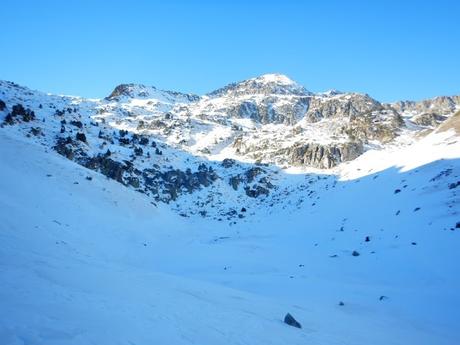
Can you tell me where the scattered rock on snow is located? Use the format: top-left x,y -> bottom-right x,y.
284,313 -> 302,329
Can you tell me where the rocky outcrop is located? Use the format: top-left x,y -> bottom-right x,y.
391,95 -> 460,115
305,93 -> 383,122
279,141 -> 364,169
158,164 -> 219,200
223,96 -> 310,125
82,153 -> 219,202
343,109 -> 404,143
84,154 -> 128,184
412,113 -> 447,127
228,166 -> 273,197
3,104 -> 35,124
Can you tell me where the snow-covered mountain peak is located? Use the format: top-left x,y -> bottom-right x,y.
207,73 -> 311,98
251,73 -> 298,86
106,83 -> 200,103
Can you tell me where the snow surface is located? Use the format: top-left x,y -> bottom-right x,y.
1,125 -> 460,344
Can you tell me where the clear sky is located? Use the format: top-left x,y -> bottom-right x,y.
1,0 -> 459,102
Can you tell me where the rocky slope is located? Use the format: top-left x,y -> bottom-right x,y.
0,75 -> 459,219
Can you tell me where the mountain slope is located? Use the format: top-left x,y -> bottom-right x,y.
0,76 -> 458,219
1,116 -> 459,344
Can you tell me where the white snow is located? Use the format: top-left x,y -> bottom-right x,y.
1,78 -> 460,344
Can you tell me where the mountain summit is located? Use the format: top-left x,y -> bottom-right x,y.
208,73 -> 311,97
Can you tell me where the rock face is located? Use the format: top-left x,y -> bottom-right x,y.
280,141 -> 364,169
304,93 -> 383,122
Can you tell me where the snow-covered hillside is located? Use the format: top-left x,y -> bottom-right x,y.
0,77 -> 460,344
0,76 -> 459,218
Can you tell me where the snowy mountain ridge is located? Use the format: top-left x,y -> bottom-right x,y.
0,75 -> 459,220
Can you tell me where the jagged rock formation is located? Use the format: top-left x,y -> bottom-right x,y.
281,141 -> 364,169
391,95 -> 460,115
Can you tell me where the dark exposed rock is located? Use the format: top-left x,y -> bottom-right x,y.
284,313 -> 302,329
245,185 -> 269,198
139,136 -> 149,145
119,137 -> 130,145
70,120 -> 83,128
222,158 -> 236,168
352,250 -> 360,257
29,127 -> 42,136
448,181 -> 460,189
134,147 -> 143,156
54,136 -> 76,160
76,132 -> 87,143
245,167 -> 264,182
83,155 -> 128,183
157,165 -> 219,200
4,104 -> 35,124
127,176 -> 140,188
229,176 -> 241,190
0,100 -> 6,111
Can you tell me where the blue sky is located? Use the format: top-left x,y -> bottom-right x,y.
1,0 -> 459,101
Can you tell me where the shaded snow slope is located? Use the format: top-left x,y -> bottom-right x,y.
1,125 -> 459,344
0,132 -> 311,345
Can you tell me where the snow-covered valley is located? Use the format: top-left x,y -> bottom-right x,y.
0,76 -> 459,344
